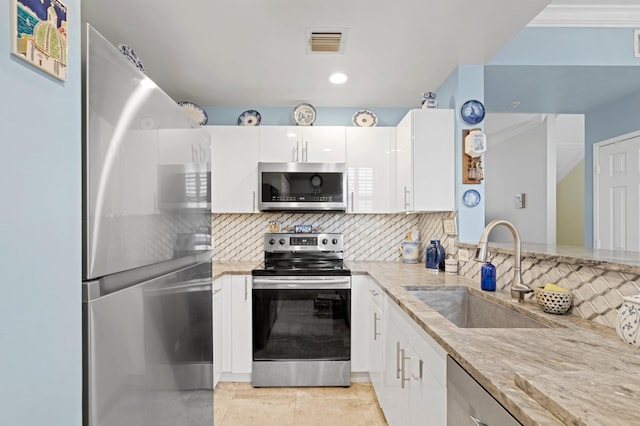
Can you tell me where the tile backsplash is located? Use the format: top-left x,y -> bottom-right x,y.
212,212 -> 456,262
457,250 -> 640,329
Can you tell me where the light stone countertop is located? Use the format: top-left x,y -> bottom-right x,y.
212,260 -> 640,425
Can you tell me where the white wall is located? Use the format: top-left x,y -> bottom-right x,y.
0,1 -> 82,424
484,117 -> 549,243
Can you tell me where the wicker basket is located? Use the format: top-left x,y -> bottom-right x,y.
533,287 -> 572,314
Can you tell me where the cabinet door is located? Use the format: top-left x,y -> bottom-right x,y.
230,275 -> 252,374
395,113 -> 413,211
407,340 -> 446,426
368,286 -> 384,401
351,275 -> 370,372
302,126 -> 346,162
158,128 -> 209,164
213,278 -> 223,387
208,126 -> 259,213
259,126 -> 301,162
346,127 -> 393,213
412,109 -> 454,211
382,301 -> 410,425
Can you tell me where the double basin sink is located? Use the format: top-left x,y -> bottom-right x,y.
403,286 -> 550,329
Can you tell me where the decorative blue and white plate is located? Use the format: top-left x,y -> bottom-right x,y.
462,189 -> 481,207
238,110 -> 262,126
352,110 -> 377,127
118,44 -> 145,73
293,103 -> 317,126
460,100 -> 485,125
178,101 -> 208,126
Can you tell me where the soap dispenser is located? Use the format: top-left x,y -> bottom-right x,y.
480,254 -> 496,291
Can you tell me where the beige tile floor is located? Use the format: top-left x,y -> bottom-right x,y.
214,382 -> 388,426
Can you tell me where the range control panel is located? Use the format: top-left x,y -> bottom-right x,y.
264,233 -> 343,252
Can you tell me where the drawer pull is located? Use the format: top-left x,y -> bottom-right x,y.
470,416 -> 489,426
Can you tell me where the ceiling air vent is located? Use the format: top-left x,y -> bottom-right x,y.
306,29 -> 347,54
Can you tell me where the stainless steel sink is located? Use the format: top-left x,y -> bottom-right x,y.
403,286 -> 549,328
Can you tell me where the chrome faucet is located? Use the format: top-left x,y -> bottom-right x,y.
474,219 -> 532,302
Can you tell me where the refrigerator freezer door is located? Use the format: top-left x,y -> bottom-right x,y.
83,259 -> 213,426
83,25 -> 211,280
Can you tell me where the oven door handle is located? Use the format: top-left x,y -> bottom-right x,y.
252,278 -> 351,290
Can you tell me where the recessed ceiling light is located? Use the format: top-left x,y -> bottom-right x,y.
329,73 -> 348,84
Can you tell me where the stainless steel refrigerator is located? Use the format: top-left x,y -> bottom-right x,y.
82,25 -> 213,426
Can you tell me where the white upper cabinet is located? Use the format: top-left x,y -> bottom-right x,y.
346,127 -> 395,213
259,126 -> 346,163
395,109 -> 454,212
208,126 -> 259,213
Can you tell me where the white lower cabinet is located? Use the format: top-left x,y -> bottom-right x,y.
382,297 -> 447,426
367,280 -> 385,402
351,275 -> 370,372
230,275 -> 252,375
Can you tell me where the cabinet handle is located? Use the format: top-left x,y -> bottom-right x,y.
369,289 -> 379,297
252,191 -> 256,212
192,144 -> 198,162
373,312 -> 381,341
396,342 -> 402,380
469,416 -> 489,426
244,277 -> 248,301
304,141 -> 308,162
350,191 -> 354,212
213,288 -> 222,295
400,349 -> 410,389
295,141 -> 299,162
413,359 -> 424,381
404,186 -> 411,210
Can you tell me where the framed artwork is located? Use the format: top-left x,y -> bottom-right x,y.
11,0 -> 68,81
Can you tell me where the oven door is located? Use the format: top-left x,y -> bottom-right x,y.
251,276 -> 351,386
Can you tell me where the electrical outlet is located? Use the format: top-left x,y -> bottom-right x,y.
458,248 -> 469,262
515,193 -> 526,209
442,218 -> 457,235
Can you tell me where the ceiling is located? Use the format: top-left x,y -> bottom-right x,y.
82,0 -> 552,108
81,1 -> 640,113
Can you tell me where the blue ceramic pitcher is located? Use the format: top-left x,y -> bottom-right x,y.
425,239 -> 445,271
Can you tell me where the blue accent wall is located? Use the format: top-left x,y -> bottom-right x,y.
437,65 -> 486,243
0,1 -> 82,424
203,106 -> 412,127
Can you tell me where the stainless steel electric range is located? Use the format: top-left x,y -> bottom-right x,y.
251,233 -> 351,387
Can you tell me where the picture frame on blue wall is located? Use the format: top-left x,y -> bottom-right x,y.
11,0 -> 68,81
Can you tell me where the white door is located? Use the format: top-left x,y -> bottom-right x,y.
595,134 -> 640,251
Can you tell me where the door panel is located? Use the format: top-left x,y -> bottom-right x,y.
596,135 -> 640,251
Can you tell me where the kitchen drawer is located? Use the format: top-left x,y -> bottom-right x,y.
368,280 -> 384,310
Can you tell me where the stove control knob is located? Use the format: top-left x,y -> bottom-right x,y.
279,238 -> 286,245
332,238 -> 338,245
268,238 -> 276,245
322,238 -> 328,245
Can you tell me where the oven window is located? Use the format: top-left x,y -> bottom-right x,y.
261,172 -> 343,202
253,288 -> 351,361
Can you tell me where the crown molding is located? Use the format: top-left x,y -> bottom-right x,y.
528,5 -> 640,28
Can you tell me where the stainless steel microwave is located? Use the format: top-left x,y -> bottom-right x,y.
258,162 -> 347,211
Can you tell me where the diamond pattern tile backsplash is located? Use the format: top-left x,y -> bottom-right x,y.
458,251 -> 640,329
212,212 -> 455,262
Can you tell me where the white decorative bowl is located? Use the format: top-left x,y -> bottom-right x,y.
616,294 -> 640,347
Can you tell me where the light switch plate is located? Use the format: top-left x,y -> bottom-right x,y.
443,218 -> 457,235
